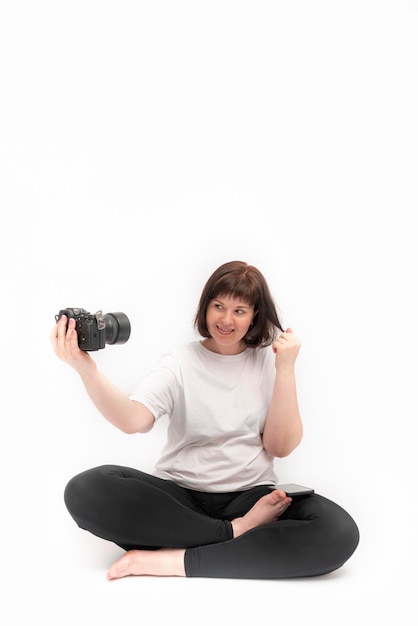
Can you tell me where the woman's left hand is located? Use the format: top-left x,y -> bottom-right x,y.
272,328 -> 301,371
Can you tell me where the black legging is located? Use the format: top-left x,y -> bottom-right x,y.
64,464 -> 359,579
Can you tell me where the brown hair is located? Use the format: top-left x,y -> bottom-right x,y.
194,261 -> 284,348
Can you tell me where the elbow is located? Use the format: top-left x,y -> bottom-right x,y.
275,444 -> 298,458
136,421 -> 155,434
119,402 -> 155,435
118,423 -> 140,435
119,421 -> 154,435
264,430 -> 303,458
265,444 -> 295,458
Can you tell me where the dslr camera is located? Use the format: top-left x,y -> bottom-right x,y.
55,308 -> 131,351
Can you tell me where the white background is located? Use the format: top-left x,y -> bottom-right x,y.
1,1 -> 417,624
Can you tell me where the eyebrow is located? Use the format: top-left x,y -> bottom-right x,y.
213,298 -> 251,309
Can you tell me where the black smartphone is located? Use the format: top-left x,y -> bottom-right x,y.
276,483 -> 314,496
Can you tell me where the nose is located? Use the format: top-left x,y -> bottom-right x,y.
220,310 -> 233,325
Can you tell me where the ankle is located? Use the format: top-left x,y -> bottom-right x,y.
231,517 -> 245,539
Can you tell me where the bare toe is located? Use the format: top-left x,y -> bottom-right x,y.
232,490 -> 292,538
107,550 -> 140,579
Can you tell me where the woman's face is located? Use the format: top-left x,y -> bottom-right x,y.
204,294 -> 254,354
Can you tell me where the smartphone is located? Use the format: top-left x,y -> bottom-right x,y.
276,483 -> 314,496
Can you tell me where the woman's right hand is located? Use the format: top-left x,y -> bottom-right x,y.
50,315 -> 96,377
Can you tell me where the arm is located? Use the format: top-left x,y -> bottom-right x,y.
50,315 -> 155,434
262,328 -> 303,457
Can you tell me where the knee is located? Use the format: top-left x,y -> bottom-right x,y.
63,473 -> 88,519
63,466 -> 105,520
321,500 -> 360,572
338,509 -> 360,561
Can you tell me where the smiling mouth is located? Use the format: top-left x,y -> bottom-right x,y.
217,326 -> 233,335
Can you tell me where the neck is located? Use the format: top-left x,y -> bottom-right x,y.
201,338 -> 247,355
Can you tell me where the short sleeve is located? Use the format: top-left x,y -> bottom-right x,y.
128,353 -> 181,421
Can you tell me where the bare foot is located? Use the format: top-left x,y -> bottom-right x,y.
106,548 -> 186,580
231,489 -> 292,538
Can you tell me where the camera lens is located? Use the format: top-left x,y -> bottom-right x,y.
103,312 -> 131,345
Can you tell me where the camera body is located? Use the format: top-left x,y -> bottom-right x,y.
55,308 -> 131,351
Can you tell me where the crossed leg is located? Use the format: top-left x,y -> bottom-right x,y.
106,489 -> 291,579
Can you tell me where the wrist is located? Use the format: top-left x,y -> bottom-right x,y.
275,365 -> 296,376
75,355 -> 97,380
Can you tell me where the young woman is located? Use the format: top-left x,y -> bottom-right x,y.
50,260 -> 359,580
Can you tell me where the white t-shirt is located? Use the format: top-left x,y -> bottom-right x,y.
129,341 -> 279,492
